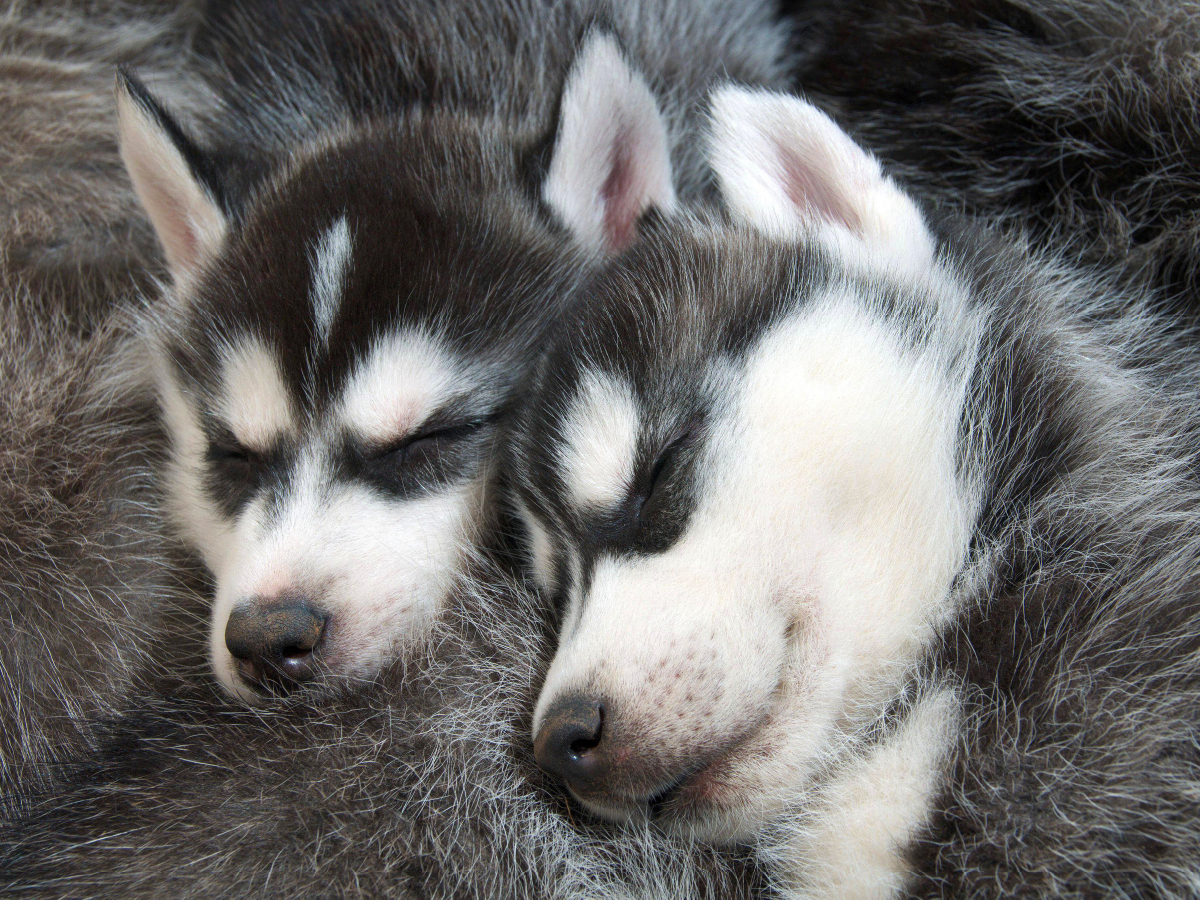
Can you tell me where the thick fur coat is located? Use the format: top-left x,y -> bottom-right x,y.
0,0 -> 212,801
786,0 -> 1200,312
1,0 -> 1200,898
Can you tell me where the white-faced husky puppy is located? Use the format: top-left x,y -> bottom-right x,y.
515,87 -> 1200,895
116,0 -> 789,699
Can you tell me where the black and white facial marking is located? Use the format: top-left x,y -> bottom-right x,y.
519,88 -> 982,850
115,33 -> 680,700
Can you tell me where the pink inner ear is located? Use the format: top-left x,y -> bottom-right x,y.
145,177 -> 203,275
600,124 -> 641,253
777,140 -> 863,236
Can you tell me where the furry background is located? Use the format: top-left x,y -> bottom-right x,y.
1,1 -> 1199,897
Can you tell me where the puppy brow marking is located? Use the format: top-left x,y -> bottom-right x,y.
339,330 -> 468,444
310,216 -> 352,347
558,371 -> 640,511
218,337 -> 296,450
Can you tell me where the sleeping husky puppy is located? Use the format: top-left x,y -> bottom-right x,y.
516,87 -> 1200,895
118,0 -> 789,699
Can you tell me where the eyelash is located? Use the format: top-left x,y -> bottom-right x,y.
373,419 -> 486,462
641,423 -> 700,507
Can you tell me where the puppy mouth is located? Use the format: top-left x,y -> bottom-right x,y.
646,775 -> 689,817
643,740 -> 747,821
565,713 -> 773,826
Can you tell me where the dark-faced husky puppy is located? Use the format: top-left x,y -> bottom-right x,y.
516,87 -> 1200,895
118,0 -> 790,699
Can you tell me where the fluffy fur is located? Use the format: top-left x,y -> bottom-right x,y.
0,0 -> 211,803
0,556 -> 776,899
783,0 -> 1200,314
512,90 -> 1200,896
0,0 -> 207,325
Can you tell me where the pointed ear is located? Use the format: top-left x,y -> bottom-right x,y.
116,70 -> 227,286
708,86 -> 934,266
542,31 -> 676,255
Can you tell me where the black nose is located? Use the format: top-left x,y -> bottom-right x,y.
225,600 -> 327,693
533,695 -> 607,787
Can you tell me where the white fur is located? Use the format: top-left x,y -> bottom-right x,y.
768,689 -> 960,900
557,371 -> 641,511
116,81 -> 226,285
514,496 -> 556,595
217,336 -> 296,451
154,353 -> 236,575
339,329 -> 469,445
543,31 -> 677,254
708,86 -> 934,270
310,216 -> 352,346
536,284 -> 980,841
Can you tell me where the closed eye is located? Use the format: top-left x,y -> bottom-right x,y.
208,439 -> 255,466
640,418 -> 703,511
371,418 -> 487,465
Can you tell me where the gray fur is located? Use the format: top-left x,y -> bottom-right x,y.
0,557 -> 773,899
187,0 -> 791,206
784,0 -> 1200,313
0,0 -> 211,802
0,0 -> 207,326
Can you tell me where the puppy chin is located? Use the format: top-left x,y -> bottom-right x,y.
570,790 -> 649,826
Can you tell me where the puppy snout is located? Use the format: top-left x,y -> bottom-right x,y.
225,599 -> 327,693
533,695 -> 607,787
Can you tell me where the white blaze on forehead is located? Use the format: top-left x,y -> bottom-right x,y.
310,216 -> 352,346
218,336 -> 296,450
558,371 -> 640,511
340,330 -> 468,443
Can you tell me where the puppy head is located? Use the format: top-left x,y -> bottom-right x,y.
516,89 -> 976,840
115,34 -> 678,699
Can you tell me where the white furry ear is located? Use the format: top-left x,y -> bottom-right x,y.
708,86 -> 933,266
116,71 -> 227,286
543,31 -> 676,255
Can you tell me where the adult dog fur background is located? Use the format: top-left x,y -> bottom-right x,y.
786,0 -> 1200,314
1,0 -> 1200,897
0,0 -> 214,800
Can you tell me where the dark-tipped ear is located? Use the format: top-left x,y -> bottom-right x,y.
116,69 -> 227,286
708,86 -> 934,267
542,30 -> 676,255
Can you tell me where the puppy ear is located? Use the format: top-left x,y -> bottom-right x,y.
708,86 -> 933,265
116,69 -> 227,286
542,30 -> 676,255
